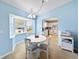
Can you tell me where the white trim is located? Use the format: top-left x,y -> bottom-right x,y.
0,50 -> 13,59
10,14 -> 30,21
9,14 -> 28,52
44,18 -> 58,21
9,14 -> 15,39
9,14 -> 31,39
9,14 -> 32,56
12,37 -> 15,52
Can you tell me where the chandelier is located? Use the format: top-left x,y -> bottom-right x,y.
27,0 -> 48,18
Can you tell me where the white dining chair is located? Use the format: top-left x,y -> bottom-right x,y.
25,38 -> 38,59
39,37 -> 50,59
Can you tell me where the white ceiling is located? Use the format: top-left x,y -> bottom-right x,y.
1,0 -> 71,15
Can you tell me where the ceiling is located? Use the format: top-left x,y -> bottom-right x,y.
1,0 -> 71,15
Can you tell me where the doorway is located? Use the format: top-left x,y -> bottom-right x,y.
42,18 -> 58,45
9,14 -> 32,51
42,18 -> 58,36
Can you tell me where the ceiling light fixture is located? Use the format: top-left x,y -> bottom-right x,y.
27,0 -> 48,19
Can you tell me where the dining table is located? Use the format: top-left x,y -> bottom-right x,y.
27,35 -> 47,59
27,35 -> 46,43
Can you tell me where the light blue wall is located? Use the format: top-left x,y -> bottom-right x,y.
37,0 -> 78,49
0,1 -> 30,57
0,0 -> 78,57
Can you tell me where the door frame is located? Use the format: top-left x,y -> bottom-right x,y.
9,14 -> 31,52
42,18 -> 58,36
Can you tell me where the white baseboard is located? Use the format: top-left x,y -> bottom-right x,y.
0,50 -> 13,59
12,39 -> 25,52
0,40 -> 24,59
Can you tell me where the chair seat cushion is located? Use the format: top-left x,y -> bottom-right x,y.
39,44 -> 48,50
27,44 -> 38,51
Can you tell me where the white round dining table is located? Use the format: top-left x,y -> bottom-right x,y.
27,35 -> 46,43
27,35 -> 47,59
